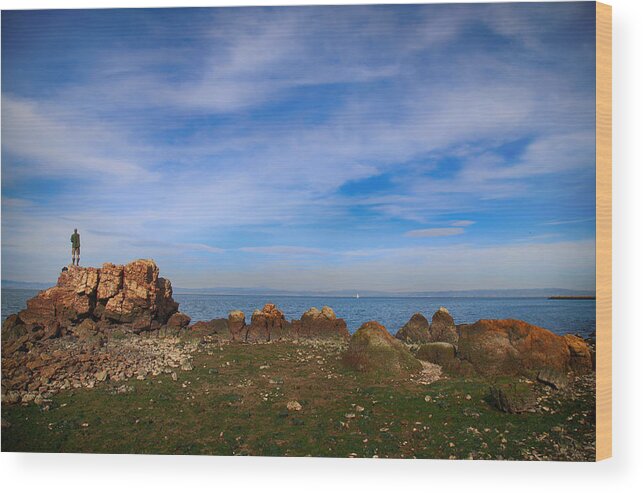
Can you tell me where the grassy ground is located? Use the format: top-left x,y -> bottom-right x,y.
1,340 -> 595,460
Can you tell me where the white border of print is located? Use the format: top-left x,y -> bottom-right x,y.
1,0 -> 641,492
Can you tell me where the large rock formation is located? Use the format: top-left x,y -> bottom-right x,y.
291,306 -> 350,341
395,313 -> 431,344
457,319 -> 593,376
429,307 -> 458,344
342,321 -> 422,375
2,260 -> 186,343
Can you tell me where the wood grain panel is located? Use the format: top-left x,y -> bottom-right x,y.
595,1 -> 612,462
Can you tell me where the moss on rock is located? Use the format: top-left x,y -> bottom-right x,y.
416,342 -> 457,367
343,321 -> 422,376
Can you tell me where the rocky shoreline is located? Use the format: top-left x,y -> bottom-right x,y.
2,259 -> 595,418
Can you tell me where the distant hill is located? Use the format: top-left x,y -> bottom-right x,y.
172,286 -> 596,298
2,280 -> 52,290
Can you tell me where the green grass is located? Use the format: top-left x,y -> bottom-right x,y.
1,341 -> 595,460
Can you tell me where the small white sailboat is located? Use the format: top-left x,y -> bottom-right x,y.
355,292 -> 360,299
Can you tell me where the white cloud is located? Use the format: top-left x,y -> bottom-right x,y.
1,95 -> 156,183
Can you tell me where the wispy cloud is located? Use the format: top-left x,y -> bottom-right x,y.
404,228 -> 465,238
544,218 -> 595,226
239,246 -> 327,256
450,220 -> 475,227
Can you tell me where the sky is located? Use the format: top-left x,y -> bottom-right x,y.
1,3 -> 597,292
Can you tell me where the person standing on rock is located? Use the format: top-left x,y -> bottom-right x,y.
70,229 -> 81,266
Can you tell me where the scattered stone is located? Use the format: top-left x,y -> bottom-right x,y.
415,361 -> 442,385
286,400 -> 302,411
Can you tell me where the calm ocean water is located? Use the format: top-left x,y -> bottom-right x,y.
1,288 -> 596,337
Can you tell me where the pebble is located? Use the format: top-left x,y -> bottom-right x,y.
286,400 -> 302,411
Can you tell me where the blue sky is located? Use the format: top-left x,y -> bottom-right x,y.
1,3 -> 596,291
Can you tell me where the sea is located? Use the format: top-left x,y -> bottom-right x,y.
1,288 -> 596,338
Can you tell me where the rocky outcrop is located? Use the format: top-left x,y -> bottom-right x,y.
246,304 -> 291,342
342,321 -> 422,375
188,305 -> 349,343
291,306 -> 350,341
457,319 -> 593,377
395,313 -> 431,344
429,307 -> 458,344
2,260 -> 187,345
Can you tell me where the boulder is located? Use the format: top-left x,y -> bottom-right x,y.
342,321 -> 422,376
70,318 -> 98,340
563,334 -> 593,373
429,307 -> 458,344
228,310 -> 247,342
246,304 -> 290,342
457,319 -> 593,377
292,306 -> 350,341
188,319 -> 230,341
19,285 -> 93,327
166,312 -> 191,331
416,342 -> 457,367
395,313 -> 431,343
537,368 -> 569,390
1,314 -> 27,341
489,382 -> 537,413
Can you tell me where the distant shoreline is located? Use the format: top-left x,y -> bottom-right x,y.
1,285 -> 598,300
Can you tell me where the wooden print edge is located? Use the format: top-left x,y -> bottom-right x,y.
595,1 -> 612,462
